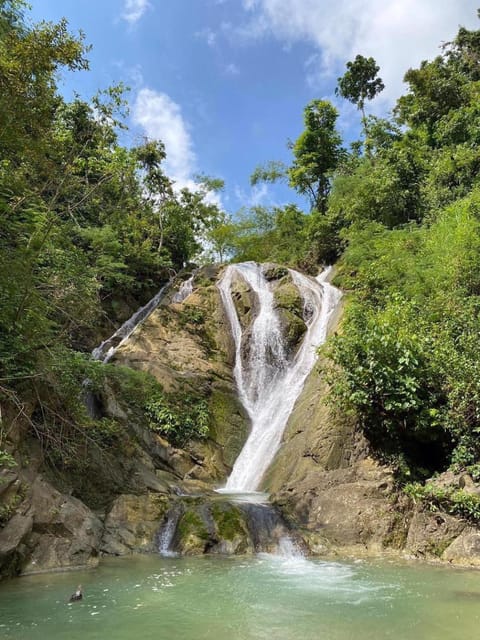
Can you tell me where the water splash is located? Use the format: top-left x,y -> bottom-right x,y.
218,262 -> 341,492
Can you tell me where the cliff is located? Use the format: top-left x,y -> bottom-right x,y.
0,266 -> 250,577
2,263 -> 480,580
265,295 -> 480,567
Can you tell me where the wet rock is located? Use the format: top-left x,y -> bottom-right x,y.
405,510 -> 466,558
265,344 -> 402,554
0,514 -> 33,573
262,263 -> 289,281
101,493 -> 170,555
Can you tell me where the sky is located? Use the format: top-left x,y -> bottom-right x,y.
30,0 -> 479,212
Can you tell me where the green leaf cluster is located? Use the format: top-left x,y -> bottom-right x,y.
145,394 -> 210,447
404,482 -> 480,524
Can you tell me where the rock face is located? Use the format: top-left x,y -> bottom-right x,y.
264,362 -> 404,556
112,266 -> 249,482
0,473 -> 103,576
0,266 -> 252,579
101,493 -> 170,555
158,495 -> 299,556
265,325 -> 480,565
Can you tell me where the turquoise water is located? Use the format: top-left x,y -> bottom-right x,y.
0,553 -> 479,639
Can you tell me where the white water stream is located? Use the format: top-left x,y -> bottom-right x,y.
91,274 -> 194,364
91,283 -> 171,364
172,274 -> 195,303
218,262 -> 341,492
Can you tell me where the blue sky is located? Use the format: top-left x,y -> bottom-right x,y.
30,0 -> 479,212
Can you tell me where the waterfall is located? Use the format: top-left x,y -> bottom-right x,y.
84,279 -> 172,418
172,274 -> 195,304
218,262 -> 341,493
91,282 -> 170,364
158,506 -> 183,557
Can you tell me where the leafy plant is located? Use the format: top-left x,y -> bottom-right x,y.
404,482 -> 480,523
145,393 -> 210,447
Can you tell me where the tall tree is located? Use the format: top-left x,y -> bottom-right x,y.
251,100 -> 344,213
288,100 -> 344,213
336,55 -> 384,145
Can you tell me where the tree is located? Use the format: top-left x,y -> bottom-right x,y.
336,55 -> 384,144
288,100 -> 344,213
251,100 -> 344,213
204,212 -> 237,263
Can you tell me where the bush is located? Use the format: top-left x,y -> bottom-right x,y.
145,393 -> 210,447
404,482 -> 480,523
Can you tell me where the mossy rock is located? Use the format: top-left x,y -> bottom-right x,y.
211,503 -> 246,541
231,276 -> 257,330
210,502 -> 252,554
278,309 -> 307,355
208,385 -> 249,468
273,279 -> 304,318
176,508 -> 211,554
262,264 -> 289,281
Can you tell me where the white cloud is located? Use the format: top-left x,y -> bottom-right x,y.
237,0 -> 479,104
196,27 -> 217,47
132,88 -> 224,208
224,62 -> 240,76
113,61 -> 144,89
234,183 -> 271,207
122,0 -> 150,25
132,88 -> 196,183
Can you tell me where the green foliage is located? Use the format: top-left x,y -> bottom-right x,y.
336,55 -> 385,113
404,482 -> 480,524
0,3 -> 230,474
145,394 -> 210,447
327,189 -> 480,476
0,449 -> 16,469
225,204 -> 309,268
178,305 -> 206,326
336,54 -> 384,147
288,100 -> 344,213
251,100 -> 344,214
325,299 -> 446,462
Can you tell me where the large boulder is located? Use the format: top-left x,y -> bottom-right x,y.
21,476 -> 103,574
442,528 -> 480,566
101,493 -> 170,555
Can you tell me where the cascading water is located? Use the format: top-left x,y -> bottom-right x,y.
218,262 -> 341,493
91,281 -> 171,364
85,277 -> 175,418
158,505 -> 183,557
172,274 -> 195,303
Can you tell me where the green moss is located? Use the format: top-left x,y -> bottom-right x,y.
426,538 -> 452,557
382,512 -> 409,549
208,387 -> 249,467
263,265 -> 289,280
177,509 -> 210,542
274,280 -> 303,316
281,310 -> 306,345
211,504 -> 244,541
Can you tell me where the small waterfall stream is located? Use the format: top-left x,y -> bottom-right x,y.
218,262 -> 342,493
92,282 -> 171,364
172,274 -> 195,303
158,505 -> 183,557
85,273 -> 194,418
